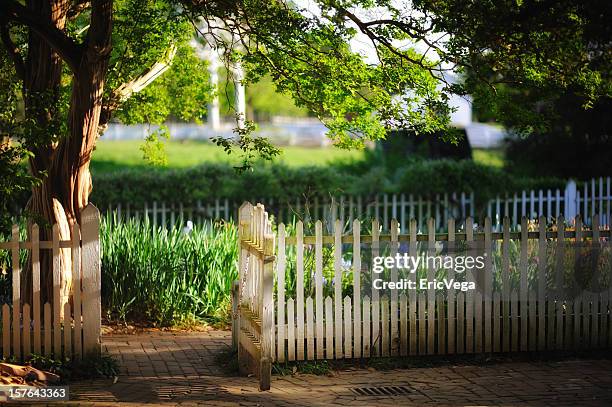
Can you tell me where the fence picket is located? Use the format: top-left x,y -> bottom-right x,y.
325,296 -> 333,359
601,292 -> 609,348
591,293 -> 598,349
538,217 -> 547,350
447,218 -> 456,354
32,224 -> 41,355
352,219 -> 361,358
555,217 -> 566,350
466,290 -> 474,353
548,297 -> 556,350
371,219 -> 380,356
23,304 -> 31,357
475,291 -> 483,353
400,293 -> 408,356
418,292 -> 426,355
519,217 -> 528,351
52,224 -> 61,357
11,225 -> 21,359
81,204 -> 101,356
390,219 -> 399,355
484,217 -> 492,353
334,219 -> 343,359
574,295 -> 581,349
64,302 -> 72,358
315,221 -> 324,359
381,297 -> 390,356
493,292 -> 500,352
44,303 -> 51,356
306,297 -> 314,359
437,293 -> 445,354
363,296 -> 371,357
287,298 -> 295,361
457,292 -> 465,354
427,218 -> 435,355
529,291 -> 537,351
502,217 -> 510,352
72,223 -> 82,359
296,221 -> 305,360
511,291 -> 519,352
277,224 -> 286,362
582,294 -> 590,349
2,304 -> 9,359
344,296 -> 352,358
409,218 -> 417,356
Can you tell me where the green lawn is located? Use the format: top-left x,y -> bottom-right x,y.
91,139 -> 505,174
473,148 -> 505,168
91,140 -> 366,174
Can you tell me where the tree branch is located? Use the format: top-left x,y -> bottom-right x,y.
67,0 -> 91,20
98,45 -> 178,130
1,0 -> 82,72
0,20 -> 25,80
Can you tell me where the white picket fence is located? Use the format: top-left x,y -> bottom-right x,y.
103,193 -> 476,233
233,202 -> 612,389
0,204 -> 101,360
486,178 -> 612,229
104,177 -> 611,232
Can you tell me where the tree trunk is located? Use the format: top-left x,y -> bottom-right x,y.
22,0 -> 69,307
21,0 -> 113,311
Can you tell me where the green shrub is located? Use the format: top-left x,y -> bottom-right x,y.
27,352 -> 119,381
91,160 -> 566,210
101,216 -> 238,325
393,160 -> 565,205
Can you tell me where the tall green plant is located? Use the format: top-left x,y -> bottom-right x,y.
101,216 -> 238,325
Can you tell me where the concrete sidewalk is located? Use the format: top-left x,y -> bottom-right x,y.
64,330 -> 612,406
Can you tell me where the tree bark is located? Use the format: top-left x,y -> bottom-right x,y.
19,0 -> 113,310
22,0 -> 70,307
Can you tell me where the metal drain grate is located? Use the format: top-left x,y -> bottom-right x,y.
350,385 -> 412,396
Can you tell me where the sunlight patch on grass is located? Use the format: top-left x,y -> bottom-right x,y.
472,148 -> 505,168
92,140 -> 366,173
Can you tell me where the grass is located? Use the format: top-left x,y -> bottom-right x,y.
91,140 -> 367,174
92,140 -> 506,174
473,148 -> 505,168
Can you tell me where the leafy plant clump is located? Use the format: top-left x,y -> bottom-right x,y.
101,216 -> 238,326
25,352 -> 119,382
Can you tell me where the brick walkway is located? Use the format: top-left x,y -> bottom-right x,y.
62,330 -> 612,406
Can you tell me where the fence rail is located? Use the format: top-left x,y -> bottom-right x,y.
104,177 -> 611,232
0,204 -> 101,360
233,202 -> 612,389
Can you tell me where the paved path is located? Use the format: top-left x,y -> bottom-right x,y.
63,330 -> 612,406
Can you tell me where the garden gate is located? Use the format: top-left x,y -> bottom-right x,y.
234,202 -> 275,390
0,204 -> 101,360
234,202 -> 612,391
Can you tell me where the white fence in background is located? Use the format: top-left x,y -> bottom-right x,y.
102,177 -> 611,231
486,178 -> 611,229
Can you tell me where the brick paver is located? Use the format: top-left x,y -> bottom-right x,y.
61,330 -> 612,406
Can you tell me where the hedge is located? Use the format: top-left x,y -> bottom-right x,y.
90,160 -> 565,209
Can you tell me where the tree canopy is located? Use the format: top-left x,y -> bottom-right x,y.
1,0 -> 610,209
